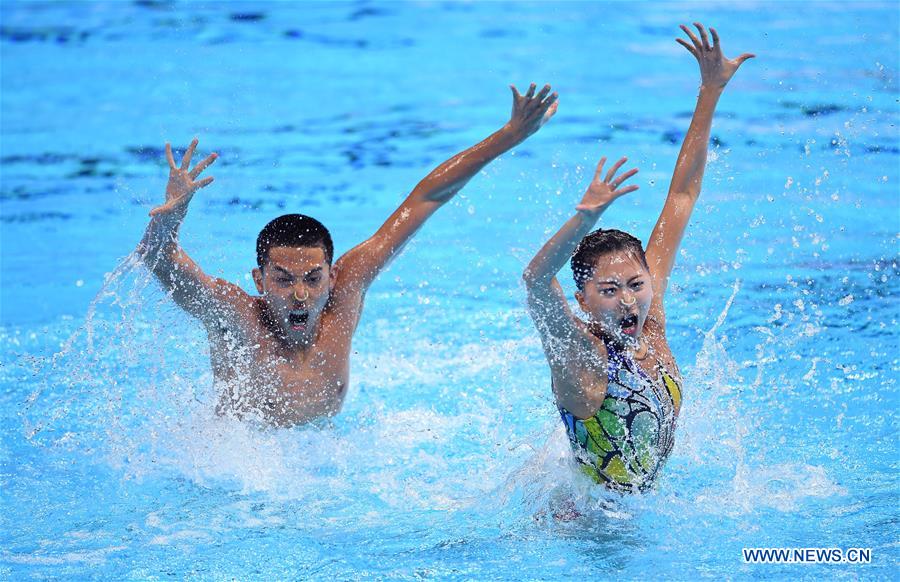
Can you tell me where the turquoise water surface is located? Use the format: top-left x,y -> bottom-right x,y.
1,1 -> 898,579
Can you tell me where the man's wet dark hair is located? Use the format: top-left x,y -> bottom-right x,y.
571,229 -> 649,291
256,214 -> 334,268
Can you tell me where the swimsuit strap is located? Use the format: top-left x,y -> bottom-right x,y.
640,346 -> 683,413
604,335 -> 682,402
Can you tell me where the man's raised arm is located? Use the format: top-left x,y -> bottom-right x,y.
332,84 -> 559,299
138,138 -> 246,323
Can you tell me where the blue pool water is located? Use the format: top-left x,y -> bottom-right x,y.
2,1 -> 898,579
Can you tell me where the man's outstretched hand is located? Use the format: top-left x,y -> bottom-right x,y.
507,83 -> 558,141
150,138 -> 217,217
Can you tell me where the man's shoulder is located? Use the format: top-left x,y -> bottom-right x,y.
207,277 -> 253,302
202,288 -> 263,333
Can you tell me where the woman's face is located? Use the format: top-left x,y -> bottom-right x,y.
575,251 -> 654,345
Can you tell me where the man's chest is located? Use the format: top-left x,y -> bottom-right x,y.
210,325 -> 350,388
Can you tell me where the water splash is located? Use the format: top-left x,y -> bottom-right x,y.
21,250 -> 213,462
673,279 -> 845,516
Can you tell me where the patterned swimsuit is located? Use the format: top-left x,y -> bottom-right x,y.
559,339 -> 682,492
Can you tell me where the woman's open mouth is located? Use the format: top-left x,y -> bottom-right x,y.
620,313 -> 638,335
288,310 -> 309,331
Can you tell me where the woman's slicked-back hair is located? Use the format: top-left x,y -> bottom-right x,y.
256,214 -> 334,268
570,229 -> 648,291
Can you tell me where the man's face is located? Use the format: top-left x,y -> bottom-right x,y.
252,246 -> 333,344
576,251 -> 654,346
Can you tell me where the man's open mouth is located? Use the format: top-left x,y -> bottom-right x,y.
288,310 -> 309,331
620,313 -> 638,335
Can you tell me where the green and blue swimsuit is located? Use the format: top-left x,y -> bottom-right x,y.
559,338 -> 682,492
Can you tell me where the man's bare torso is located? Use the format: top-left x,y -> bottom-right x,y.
209,297 -> 354,427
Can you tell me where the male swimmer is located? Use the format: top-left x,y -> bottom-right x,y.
140,85 -> 558,427
523,24 -> 753,492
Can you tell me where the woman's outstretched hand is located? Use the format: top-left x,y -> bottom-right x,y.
575,156 -> 639,216
677,22 -> 755,90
